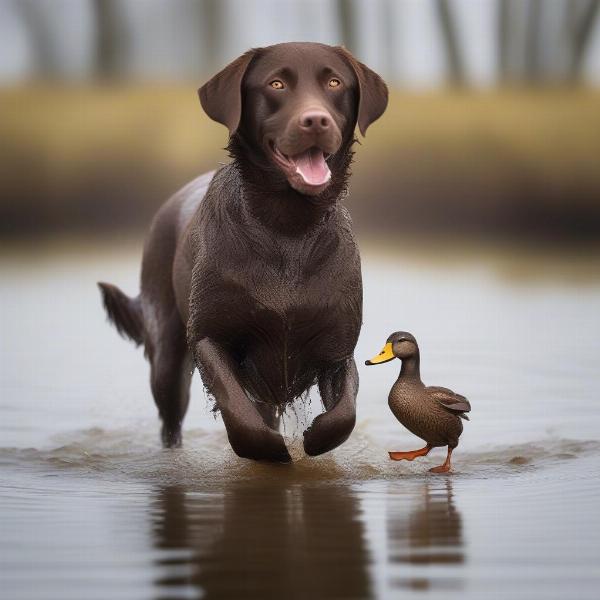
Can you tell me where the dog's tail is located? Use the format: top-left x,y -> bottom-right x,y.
97,282 -> 144,346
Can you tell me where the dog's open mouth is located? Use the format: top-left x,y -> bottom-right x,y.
269,142 -> 332,192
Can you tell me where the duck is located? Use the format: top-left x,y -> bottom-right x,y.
365,331 -> 471,473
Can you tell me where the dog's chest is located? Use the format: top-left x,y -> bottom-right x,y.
209,256 -> 355,329
187,211 -> 362,403
193,236 -> 360,359
241,256 -> 321,313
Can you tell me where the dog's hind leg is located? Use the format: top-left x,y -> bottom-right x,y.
138,193 -> 196,448
146,308 -> 193,448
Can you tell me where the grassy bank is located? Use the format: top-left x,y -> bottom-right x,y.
1,86 -> 599,240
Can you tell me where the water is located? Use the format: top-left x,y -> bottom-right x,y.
1,240 -> 600,600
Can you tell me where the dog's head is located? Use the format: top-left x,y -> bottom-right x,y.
199,42 -> 388,196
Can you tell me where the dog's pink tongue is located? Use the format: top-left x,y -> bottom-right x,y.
293,147 -> 331,186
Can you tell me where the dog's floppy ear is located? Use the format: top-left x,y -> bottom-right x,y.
198,49 -> 258,135
336,47 -> 388,136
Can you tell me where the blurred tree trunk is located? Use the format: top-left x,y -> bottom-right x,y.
525,0 -> 543,82
497,0 -> 514,83
92,0 -> 122,79
569,0 -> 600,80
202,0 -> 223,71
381,0 -> 396,80
337,0 -> 356,54
434,0 -> 465,86
16,0 -> 61,78
497,0 -> 509,81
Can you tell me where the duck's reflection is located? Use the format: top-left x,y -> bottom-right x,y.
150,480 -> 372,600
387,480 -> 465,592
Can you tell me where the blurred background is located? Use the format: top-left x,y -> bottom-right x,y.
1,0 -> 600,242
2,3 -> 600,599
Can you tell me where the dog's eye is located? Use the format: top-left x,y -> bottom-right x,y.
328,78 -> 341,88
269,80 -> 285,90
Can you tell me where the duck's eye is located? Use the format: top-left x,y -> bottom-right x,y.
328,78 -> 341,88
270,80 -> 285,90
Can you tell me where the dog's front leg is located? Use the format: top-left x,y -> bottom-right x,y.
195,338 -> 291,462
304,358 -> 358,456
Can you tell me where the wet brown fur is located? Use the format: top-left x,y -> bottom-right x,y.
98,43 -> 388,460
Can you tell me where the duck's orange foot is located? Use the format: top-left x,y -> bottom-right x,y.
429,463 -> 451,474
389,445 -> 431,461
428,447 -> 453,474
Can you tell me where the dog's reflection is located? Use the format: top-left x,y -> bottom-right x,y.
387,480 -> 465,591
150,480 -> 372,600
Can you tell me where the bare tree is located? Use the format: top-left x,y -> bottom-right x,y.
498,0 -> 600,85
15,0 -> 61,78
524,0 -> 543,82
569,0 -> 600,79
336,0 -> 356,53
434,0 -> 465,86
497,0 -> 513,82
202,0 -> 223,72
381,0 -> 396,79
92,0 -> 124,79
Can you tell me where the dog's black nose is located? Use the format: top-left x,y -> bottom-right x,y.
299,110 -> 331,133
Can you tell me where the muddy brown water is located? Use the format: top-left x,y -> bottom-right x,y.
1,240 -> 599,600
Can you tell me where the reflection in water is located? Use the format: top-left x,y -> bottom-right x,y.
150,481 -> 372,600
388,481 -> 464,592
3,248 -> 600,600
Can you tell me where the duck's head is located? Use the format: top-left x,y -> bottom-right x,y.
365,331 -> 419,365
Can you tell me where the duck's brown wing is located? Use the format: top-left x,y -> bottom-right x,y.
428,386 -> 471,419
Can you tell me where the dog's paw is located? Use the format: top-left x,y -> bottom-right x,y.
303,409 -> 356,456
227,424 -> 291,463
161,424 -> 182,449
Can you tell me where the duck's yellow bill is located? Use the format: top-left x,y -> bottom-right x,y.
365,342 -> 395,365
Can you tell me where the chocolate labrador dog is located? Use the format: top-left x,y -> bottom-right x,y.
99,42 -> 387,461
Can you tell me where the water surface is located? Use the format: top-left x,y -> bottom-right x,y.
1,241 -> 599,599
